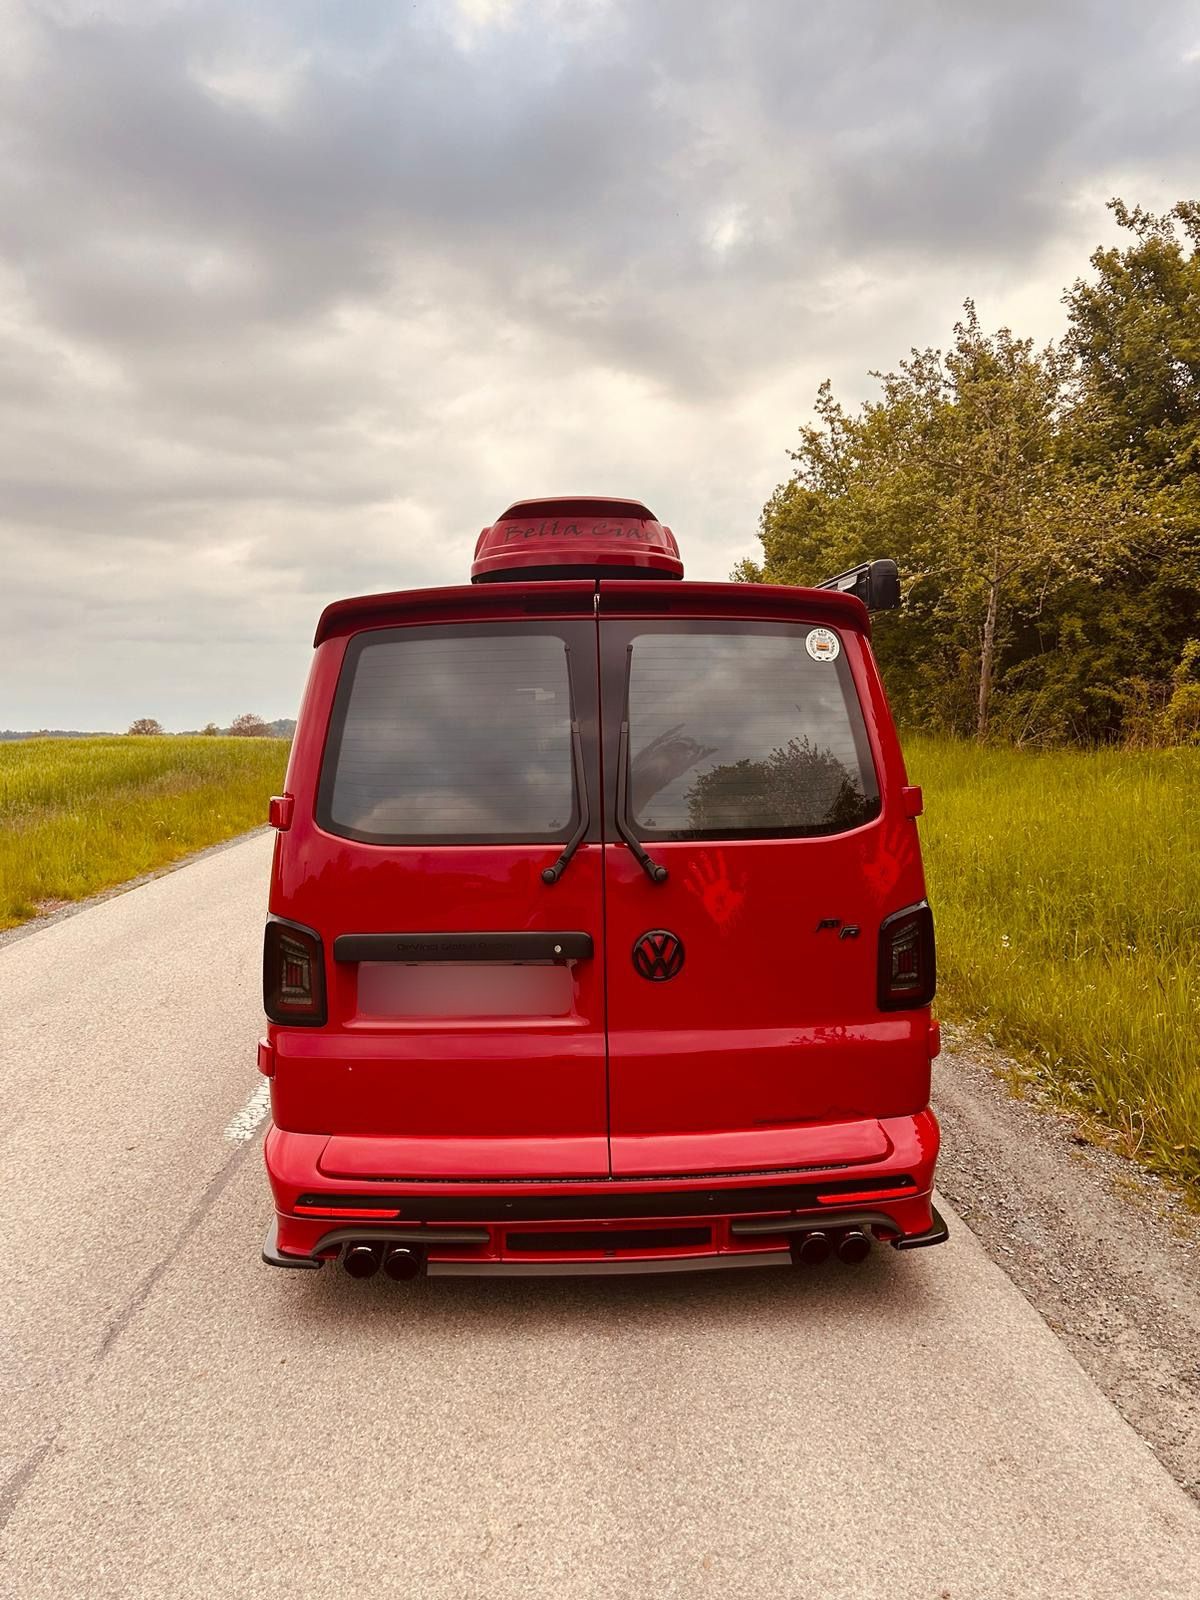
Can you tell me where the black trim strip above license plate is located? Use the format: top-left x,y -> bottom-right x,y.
333,931 -> 593,963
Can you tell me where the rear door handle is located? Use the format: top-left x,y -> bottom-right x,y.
333,932 -> 593,963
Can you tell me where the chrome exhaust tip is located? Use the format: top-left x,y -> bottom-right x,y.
835,1228 -> 871,1265
382,1244 -> 422,1282
791,1230 -> 831,1266
343,1243 -> 382,1279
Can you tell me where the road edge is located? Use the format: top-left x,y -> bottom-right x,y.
0,826 -> 271,950
935,1027 -> 1200,1502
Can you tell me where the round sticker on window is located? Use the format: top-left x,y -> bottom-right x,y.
805,627 -> 840,662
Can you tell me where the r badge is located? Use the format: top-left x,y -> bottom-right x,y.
632,929 -> 685,981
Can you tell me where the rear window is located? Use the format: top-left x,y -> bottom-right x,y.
318,627 -> 577,844
625,623 -> 880,839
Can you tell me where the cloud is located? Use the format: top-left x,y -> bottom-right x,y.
1,0 -> 1199,726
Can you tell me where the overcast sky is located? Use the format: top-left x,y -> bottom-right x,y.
2,0 -> 1198,729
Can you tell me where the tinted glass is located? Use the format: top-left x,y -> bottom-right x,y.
322,631 -> 575,843
625,626 -> 879,839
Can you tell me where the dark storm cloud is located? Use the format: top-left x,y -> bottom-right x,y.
1,0 -> 1198,726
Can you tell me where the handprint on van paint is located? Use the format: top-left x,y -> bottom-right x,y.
685,850 -> 747,930
859,816 -> 918,901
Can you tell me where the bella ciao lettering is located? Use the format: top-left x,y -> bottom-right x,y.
501,517 -> 653,543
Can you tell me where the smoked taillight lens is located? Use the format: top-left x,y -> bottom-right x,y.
877,902 -> 936,1011
263,917 -> 327,1026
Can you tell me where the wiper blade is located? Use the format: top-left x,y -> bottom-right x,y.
616,719 -> 668,884
542,659 -> 590,885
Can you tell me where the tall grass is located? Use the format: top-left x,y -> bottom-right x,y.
906,735 -> 1200,1190
0,737 -> 288,929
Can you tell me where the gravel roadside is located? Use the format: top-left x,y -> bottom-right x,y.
934,1024 -> 1200,1501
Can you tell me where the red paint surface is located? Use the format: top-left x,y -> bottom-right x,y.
318,1133 -> 610,1179
471,497 -> 683,582
263,552 -> 942,1263
264,1113 -> 940,1262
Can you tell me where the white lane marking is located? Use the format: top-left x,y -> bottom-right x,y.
223,1081 -> 271,1143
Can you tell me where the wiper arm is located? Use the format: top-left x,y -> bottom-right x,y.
542,713 -> 590,885
542,720 -> 589,885
616,719 -> 668,884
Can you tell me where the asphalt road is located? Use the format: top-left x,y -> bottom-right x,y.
2,833 -> 1199,1599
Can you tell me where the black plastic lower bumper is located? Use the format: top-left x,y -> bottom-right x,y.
262,1204 -> 950,1271
891,1204 -> 950,1250
262,1217 -> 322,1270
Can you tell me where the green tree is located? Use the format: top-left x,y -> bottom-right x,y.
228,713 -> 270,738
1065,199 -> 1200,481
1055,199 -> 1200,733
748,306 -> 1134,739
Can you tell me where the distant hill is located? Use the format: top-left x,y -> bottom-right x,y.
179,718 -> 297,737
1,719 -> 295,740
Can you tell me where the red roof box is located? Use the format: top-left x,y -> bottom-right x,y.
471,497 -> 683,583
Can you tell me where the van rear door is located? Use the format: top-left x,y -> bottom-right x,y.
598,583 -> 930,1178
272,600 -> 609,1179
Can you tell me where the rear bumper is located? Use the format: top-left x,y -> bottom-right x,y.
262,1109 -> 946,1273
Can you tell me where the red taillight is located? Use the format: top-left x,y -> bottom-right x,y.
877,901 -> 935,1011
297,1206 -> 401,1219
263,917 -> 327,1026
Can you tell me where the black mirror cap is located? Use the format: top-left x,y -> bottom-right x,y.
865,559 -> 900,611
813,558 -> 901,611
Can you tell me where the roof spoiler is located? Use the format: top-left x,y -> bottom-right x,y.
814,558 -> 900,611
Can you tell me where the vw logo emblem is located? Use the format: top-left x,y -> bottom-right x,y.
632,929 -> 685,981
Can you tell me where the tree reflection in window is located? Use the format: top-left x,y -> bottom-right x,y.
684,735 -> 872,836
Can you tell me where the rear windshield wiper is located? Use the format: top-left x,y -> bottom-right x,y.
614,675 -> 672,883
542,656 -> 589,885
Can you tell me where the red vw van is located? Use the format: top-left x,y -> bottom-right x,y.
259,498 -> 946,1279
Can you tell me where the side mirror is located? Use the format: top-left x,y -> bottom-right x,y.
814,558 -> 901,611
864,559 -> 900,611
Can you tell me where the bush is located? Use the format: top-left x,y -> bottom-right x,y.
228,713 -> 270,737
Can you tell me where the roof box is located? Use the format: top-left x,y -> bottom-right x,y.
471,497 -> 684,583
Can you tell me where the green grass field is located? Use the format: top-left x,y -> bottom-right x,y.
0,736 -> 289,930
906,736 -> 1200,1192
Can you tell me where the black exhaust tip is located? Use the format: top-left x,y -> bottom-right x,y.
382,1244 -> 422,1282
791,1230 -> 831,1266
343,1243 -> 382,1279
836,1229 -> 871,1265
